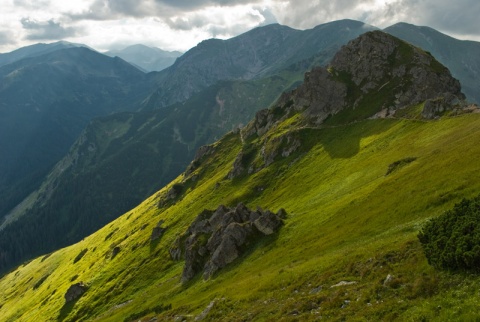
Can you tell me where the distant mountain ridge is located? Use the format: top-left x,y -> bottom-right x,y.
0,41 -> 89,67
142,19 -> 378,109
0,46 -> 154,220
105,44 -> 182,72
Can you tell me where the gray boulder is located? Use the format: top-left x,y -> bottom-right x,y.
64,282 -> 87,302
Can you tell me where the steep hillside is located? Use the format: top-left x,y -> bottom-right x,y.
1,31 -> 479,321
0,47 -> 154,221
0,68 -> 304,273
105,44 -> 182,72
142,19 -> 377,109
385,22 -> 480,104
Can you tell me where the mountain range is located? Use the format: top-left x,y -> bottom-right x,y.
1,19 -> 480,275
0,19 -> 378,272
0,18 -> 478,313
1,29 -> 480,321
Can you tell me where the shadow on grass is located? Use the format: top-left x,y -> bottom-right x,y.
57,298 -> 79,322
318,119 -> 398,159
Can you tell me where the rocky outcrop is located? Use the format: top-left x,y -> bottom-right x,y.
170,203 -> 285,282
421,94 -> 461,119
226,151 -> 248,179
241,30 -> 466,139
329,30 -> 464,112
64,282 -> 87,302
289,67 -> 347,125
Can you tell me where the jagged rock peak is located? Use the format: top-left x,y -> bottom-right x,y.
329,30 -> 464,106
243,30 -> 466,139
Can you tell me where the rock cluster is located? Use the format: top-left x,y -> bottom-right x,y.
170,203 -> 285,282
64,282 -> 87,302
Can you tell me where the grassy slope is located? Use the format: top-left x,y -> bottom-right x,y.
2,112 -> 480,321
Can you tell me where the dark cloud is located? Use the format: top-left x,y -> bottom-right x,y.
272,0 -> 362,29
21,18 -> 78,40
271,0 -> 480,40
69,0 -> 265,21
159,0 -> 262,10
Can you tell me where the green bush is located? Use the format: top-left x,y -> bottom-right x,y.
418,196 -> 480,271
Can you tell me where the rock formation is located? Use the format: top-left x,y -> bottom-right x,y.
64,282 -> 87,302
170,203 -> 285,282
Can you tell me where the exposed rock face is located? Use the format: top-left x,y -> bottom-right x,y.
226,151 -> 247,179
64,282 -> 87,302
330,31 -> 464,109
421,94 -> 463,119
242,30 -> 466,140
289,67 -> 347,124
170,203 -> 285,282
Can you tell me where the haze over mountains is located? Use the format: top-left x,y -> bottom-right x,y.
105,44 -> 183,72
0,18 -> 479,278
0,47 -> 155,222
1,29 -> 479,321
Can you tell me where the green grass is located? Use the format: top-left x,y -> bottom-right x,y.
2,113 -> 480,321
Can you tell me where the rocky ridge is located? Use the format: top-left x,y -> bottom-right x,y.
245,31 -> 465,137
226,30 -> 470,179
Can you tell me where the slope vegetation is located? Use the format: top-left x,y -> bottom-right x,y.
0,70 -> 304,274
1,31 -> 479,322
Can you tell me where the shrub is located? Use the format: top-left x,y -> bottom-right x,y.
418,196 -> 480,271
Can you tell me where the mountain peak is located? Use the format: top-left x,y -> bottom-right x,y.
244,31 -> 466,138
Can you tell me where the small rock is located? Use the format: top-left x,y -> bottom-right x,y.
195,300 -> 215,321
309,286 -> 322,294
330,281 -> 357,288
383,274 -> 394,286
64,282 -> 87,302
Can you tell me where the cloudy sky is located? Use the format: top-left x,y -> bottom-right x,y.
1,0 -> 479,53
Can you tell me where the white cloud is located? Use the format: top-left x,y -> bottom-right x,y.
0,0 -> 478,53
